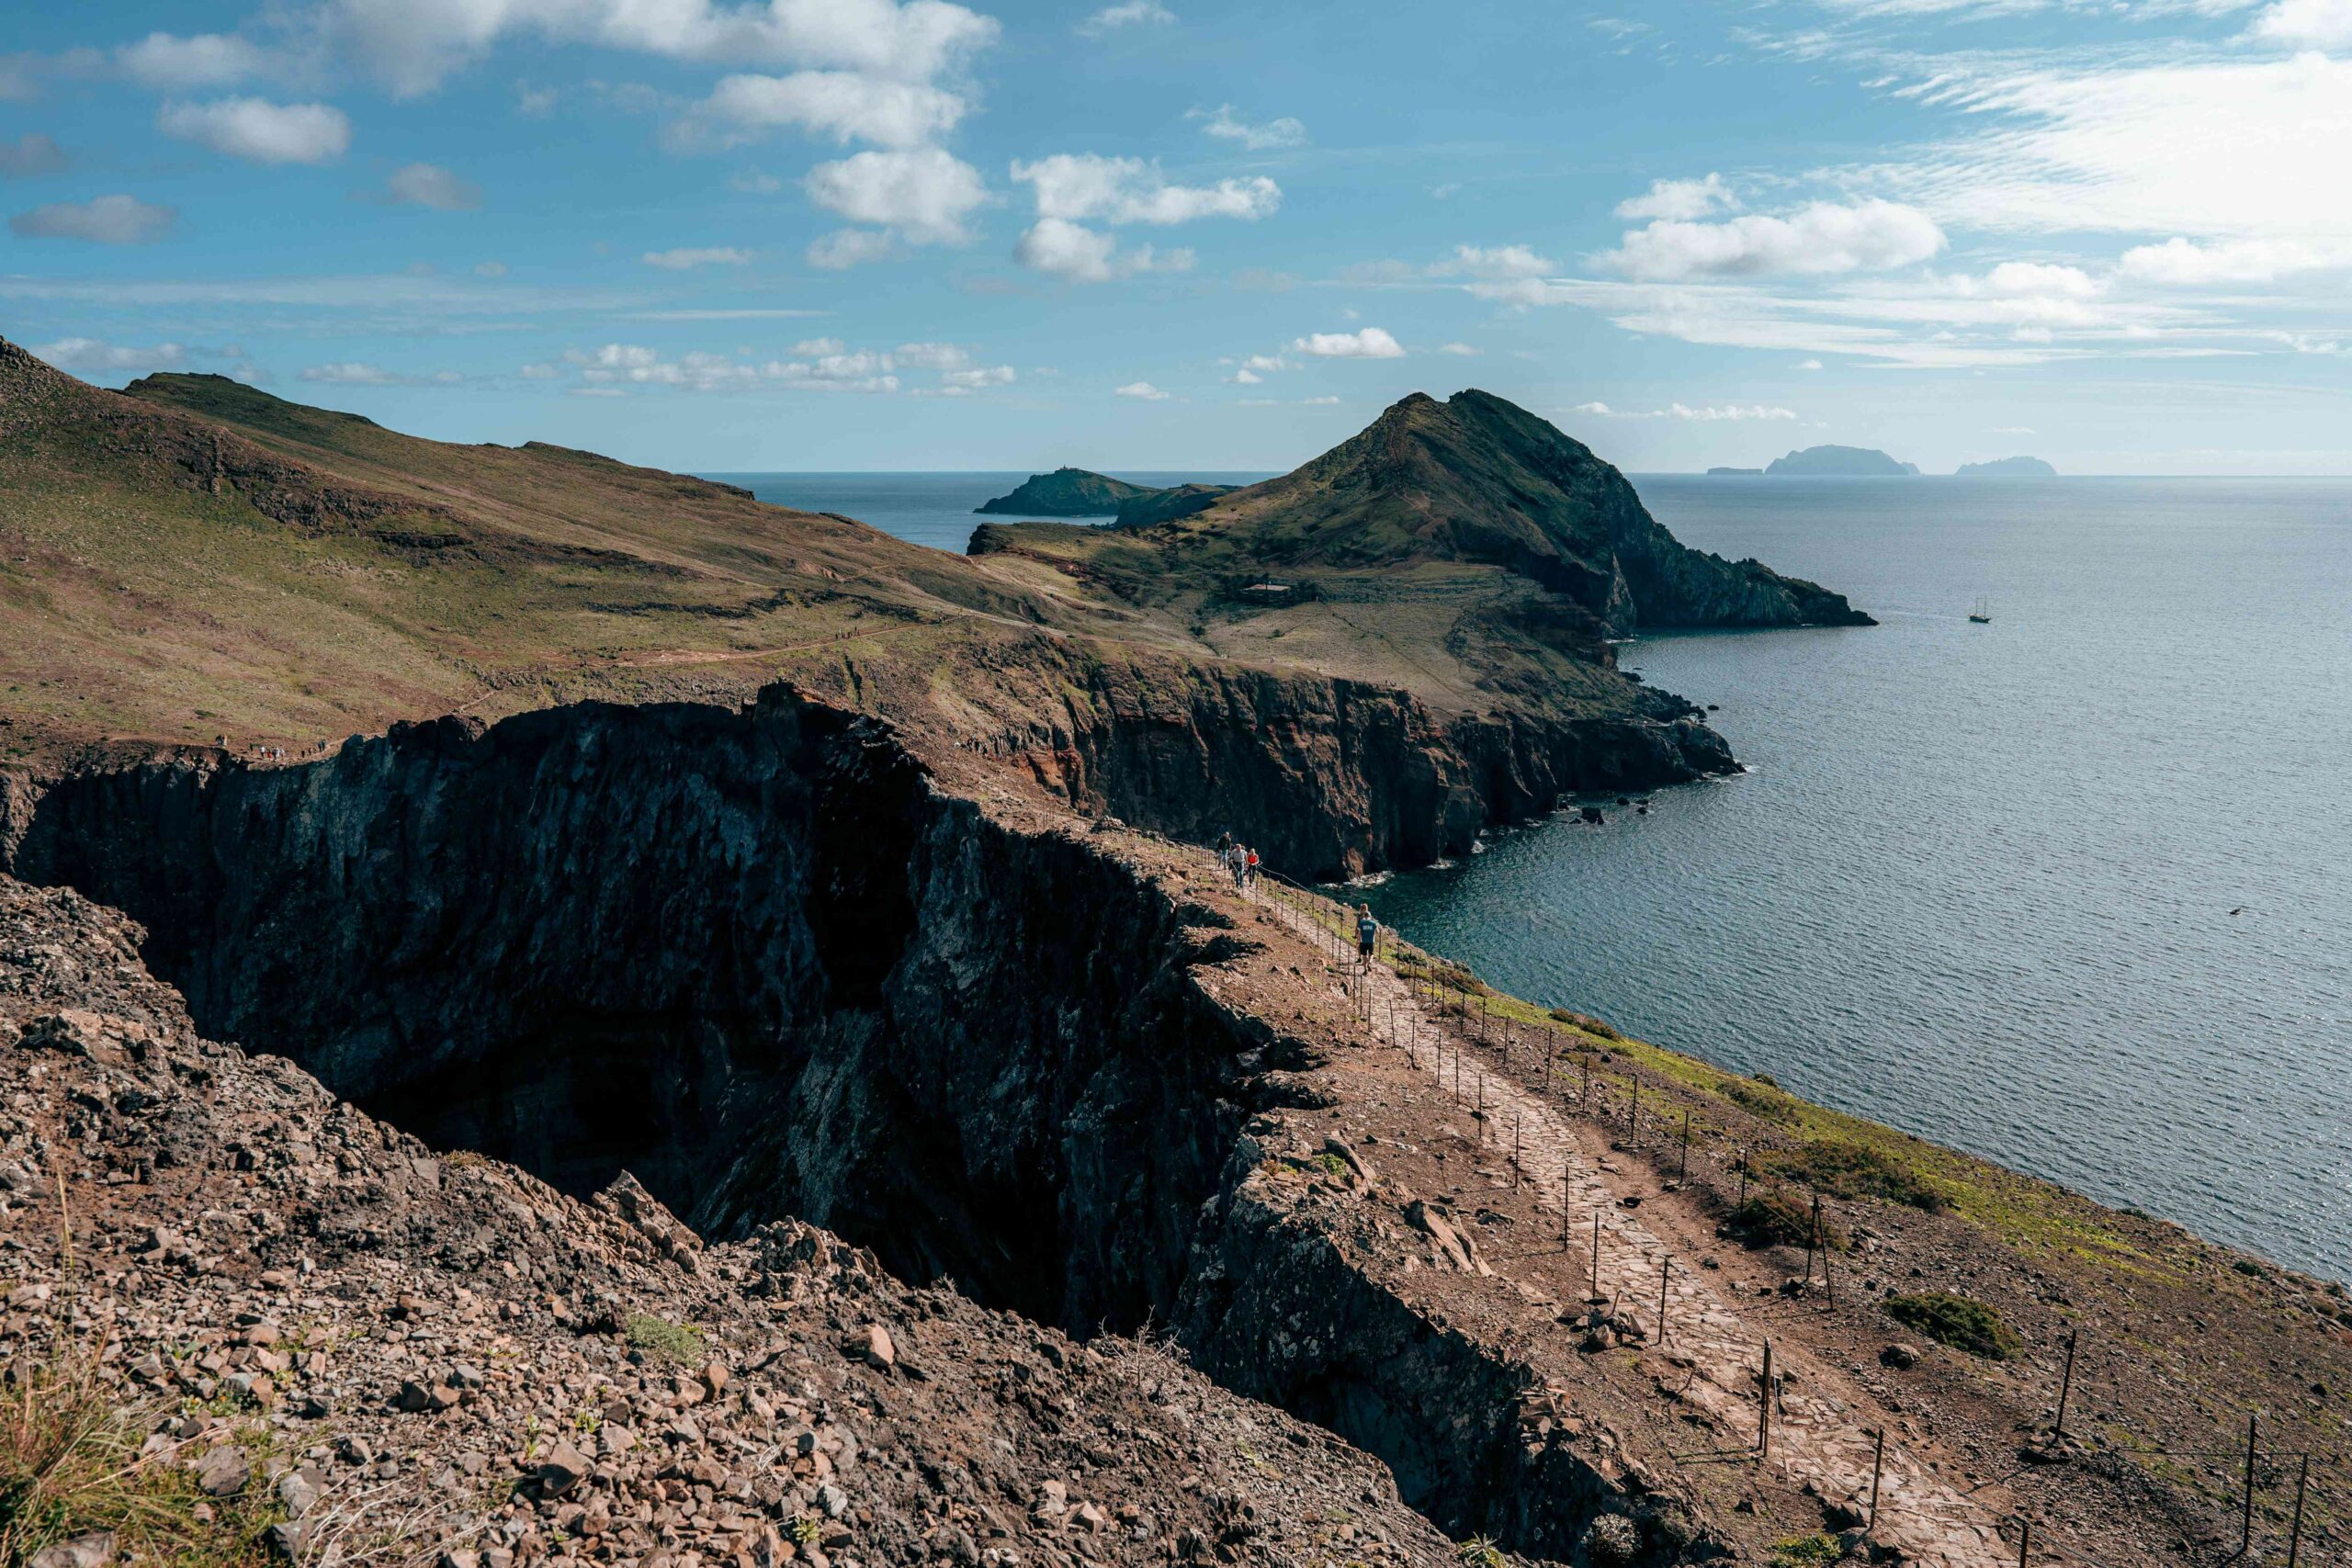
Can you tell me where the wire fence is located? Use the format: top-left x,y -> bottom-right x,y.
1217,850 -> 2331,1567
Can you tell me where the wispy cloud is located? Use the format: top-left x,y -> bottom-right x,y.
1568,400 -> 1800,421
1079,1 -> 1176,37
1191,104 -> 1306,150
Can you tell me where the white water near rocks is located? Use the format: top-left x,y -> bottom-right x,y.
714,471 -> 2352,1284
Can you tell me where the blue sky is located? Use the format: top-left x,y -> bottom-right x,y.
6,0 -> 2352,474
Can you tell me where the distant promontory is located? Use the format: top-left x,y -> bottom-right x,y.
1706,467 -> 1763,477
1764,446 -> 1921,477
975,468 -> 1156,515
1955,456 -> 2058,478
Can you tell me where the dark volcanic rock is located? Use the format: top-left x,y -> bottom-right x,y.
1764,444 -> 1920,477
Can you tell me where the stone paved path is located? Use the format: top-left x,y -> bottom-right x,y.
1254,886 -> 2028,1567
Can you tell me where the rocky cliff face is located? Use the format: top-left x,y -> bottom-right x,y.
5,689 -> 1702,1559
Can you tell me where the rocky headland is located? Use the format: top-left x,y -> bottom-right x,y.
974,469 -> 1159,517
1953,457 -> 2057,478
2,340 -> 2346,1568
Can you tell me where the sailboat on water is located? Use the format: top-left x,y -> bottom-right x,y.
1968,596 -> 1993,624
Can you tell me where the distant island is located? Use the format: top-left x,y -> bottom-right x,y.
1705,467 -> 1762,477
1955,456 -> 2058,478
1765,446 -> 1921,477
975,468 -> 1156,515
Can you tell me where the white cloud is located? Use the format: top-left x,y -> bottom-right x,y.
0,133 -> 67,177
1883,53 -> 2352,247
521,361 -> 564,378
1241,353 -> 1288,372
7,194 -> 176,243
302,361 -> 413,385
1569,400 -> 1800,422
158,97 -> 351,165
1439,342 -> 1480,356
1114,379 -> 1170,399
1011,153 -> 1280,225
1013,216 -> 1193,282
2250,0 -> 2352,46
1289,327 -> 1405,359
30,337 -> 187,374
1078,1 -> 1175,37
385,162 -> 481,210
1228,368 -> 1261,384
793,336 -> 845,354
119,33 -> 269,88
804,147 -> 986,243
1614,174 -> 1736,222
2117,236 -> 2352,285
1607,198 -> 1945,280
563,340 -> 901,393
2262,330 -> 2344,354
326,0 -> 1001,99
685,71 -> 967,149
892,341 -> 967,368
473,259 -> 507,276
643,246 -> 753,269
807,228 -> 894,267
1192,104 -> 1306,150
1435,243 -> 1555,279
939,364 -> 1014,389
1796,358 -> 1824,370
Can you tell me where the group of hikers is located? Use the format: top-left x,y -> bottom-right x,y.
1214,830 -> 1382,966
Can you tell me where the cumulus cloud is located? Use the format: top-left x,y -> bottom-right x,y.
1012,154 -> 1280,226
1614,174 -> 1736,222
2250,0 -> 2352,46
0,133 -> 66,177
300,361 -> 463,386
1289,327 -> 1405,359
1078,1 -> 1175,37
158,98 -> 350,165
938,364 -> 1014,390
8,194 -> 176,243
384,162 -> 481,210
643,246 -> 752,269
325,0 -> 1001,99
807,228 -> 895,267
564,341 -> 900,394
1013,216 -> 1192,282
2117,236 -> 2352,285
30,337 -> 186,374
684,71 -> 967,148
1606,198 -> 1945,280
1192,104 -> 1306,151
805,147 -> 986,243
1439,342 -> 1480,355
1569,400 -> 1798,422
118,32 -> 269,89
1114,379 -> 1170,399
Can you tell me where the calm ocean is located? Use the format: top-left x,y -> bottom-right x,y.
712,471 -> 2352,1282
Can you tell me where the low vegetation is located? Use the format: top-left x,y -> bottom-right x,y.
1728,1188 -> 1847,1251
1883,1292 -> 2021,1359
1769,1138 -> 1947,1212
1767,1535 -> 1845,1567
0,1348 -> 277,1568
623,1312 -> 706,1366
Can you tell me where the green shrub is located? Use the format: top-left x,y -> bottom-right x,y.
1729,1189 -> 1846,1251
624,1313 -> 706,1365
1883,1292 -> 2021,1359
1769,1536 -> 1844,1567
1770,1140 -> 1946,1213
1454,1537 -> 1505,1568
1722,1078 -> 1800,1125
1547,1008 -> 1620,1041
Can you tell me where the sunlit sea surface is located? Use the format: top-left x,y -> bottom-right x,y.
714,471 -> 2352,1281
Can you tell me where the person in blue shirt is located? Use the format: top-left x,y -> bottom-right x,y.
1356,904 -> 1379,966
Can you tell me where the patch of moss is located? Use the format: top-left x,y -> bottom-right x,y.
1768,1536 -> 1845,1567
1883,1292 -> 2021,1359
1722,1077 -> 1801,1125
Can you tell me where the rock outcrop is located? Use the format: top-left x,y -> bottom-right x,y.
974,468 -> 1158,516
1113,482 -> 1238,528
1764,445 -> 1919,477
1955,456 -> 2056,477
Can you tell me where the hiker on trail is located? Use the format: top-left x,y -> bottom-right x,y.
1356,904 -> 1379,965
1244,848 -> 1260,891
1216,829 -> 1234,856
1224,841 -> 1247,890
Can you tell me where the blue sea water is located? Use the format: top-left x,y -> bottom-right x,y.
708,471 -> 2352,1281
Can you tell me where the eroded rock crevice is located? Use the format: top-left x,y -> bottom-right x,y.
6,688 -> 1657,1559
